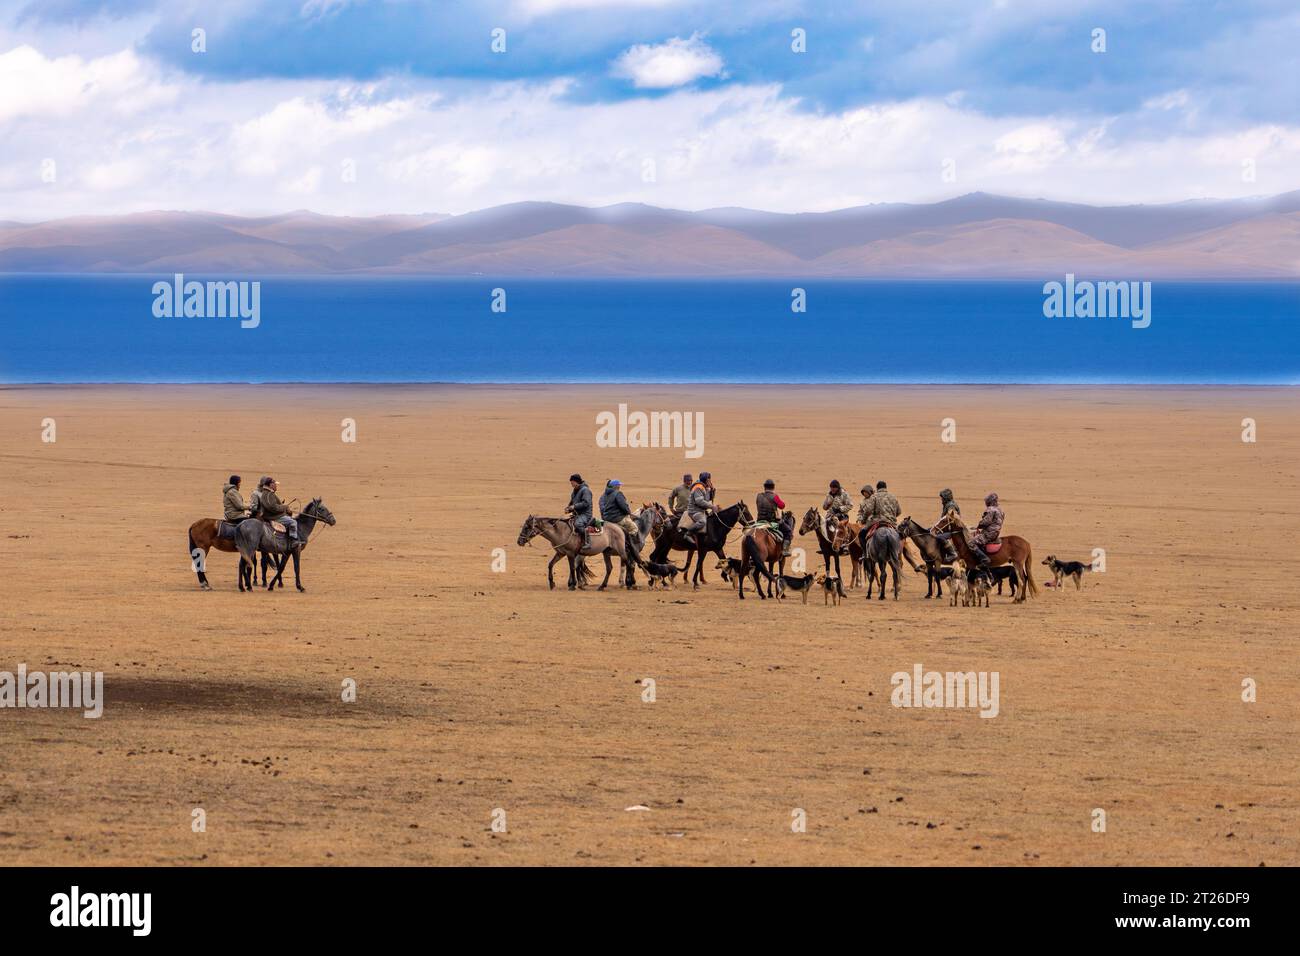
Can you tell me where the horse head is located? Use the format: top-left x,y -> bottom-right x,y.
302,497 -> 336,526
799,507 -> 820,535
735,501 -> 754,525
517,515 -> 539,546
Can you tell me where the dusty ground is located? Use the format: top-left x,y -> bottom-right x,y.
0,384 -> 1296,866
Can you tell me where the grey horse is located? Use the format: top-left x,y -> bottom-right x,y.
234,498 -> 336,592
860,524 -> 903,600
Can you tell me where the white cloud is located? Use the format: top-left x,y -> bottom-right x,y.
2,43 -> 1299,221
612,33 -> 724,89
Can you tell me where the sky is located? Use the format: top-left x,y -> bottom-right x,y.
2,0 -> 1298,219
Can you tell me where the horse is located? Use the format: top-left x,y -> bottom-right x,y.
648,501 -> 751,589
187,518 -> 276,590
799,508 -> 845,582
737,511 -> 792,600
858,522 -> 903,600
934,511 -> 1038,603
517,515 -> 646,591
897,516 -> 956,599
234,498 -> 337,593
830,518 -> 868,589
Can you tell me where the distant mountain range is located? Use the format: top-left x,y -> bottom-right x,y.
3,192 -> 1299,277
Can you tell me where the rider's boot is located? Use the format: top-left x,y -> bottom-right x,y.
942,541 -> 959,563
975,545 -> 991,570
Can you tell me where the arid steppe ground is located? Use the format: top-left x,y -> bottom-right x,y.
0,384 -> 1296,865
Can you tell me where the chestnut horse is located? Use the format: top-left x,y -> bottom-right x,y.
934,511 -> 1038,603
737,511 -> 792,600
187,518 -> 272,590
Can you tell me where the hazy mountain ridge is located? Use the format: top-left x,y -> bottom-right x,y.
1,195 -> 1297,277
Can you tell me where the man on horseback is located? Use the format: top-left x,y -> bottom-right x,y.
754,478 -> 791,557
223,475 -> 250,524
856,484 -> 875,524
565,474 -> 593,539
668,474 -> 692,517
937,488 -> 960,563
823,480 -> 852,525
678,472 -> 717,537
861,480 -> 900,535
970,492 -> 1004,569
599,479 -> 640,545
258,477 -> 300,547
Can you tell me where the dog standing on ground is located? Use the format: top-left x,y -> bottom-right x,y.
775,572 -> 816,604
715,557 -> 744,589
817,573 -> 845,606
950,563 -> 972,607
967,568 -> 992,608
645,561 -> 685,589
1042,555 -> 1091,590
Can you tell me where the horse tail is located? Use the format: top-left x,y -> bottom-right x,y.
575,556 -> 593,584
743,535 -> 777,583
1022,541 -> 1039,597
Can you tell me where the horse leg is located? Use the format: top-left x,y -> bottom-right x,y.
598,551 -> 612,590
547,551 -> 562,590
292,549 -> 303,592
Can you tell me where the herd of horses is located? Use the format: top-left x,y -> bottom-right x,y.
517,501 -> 1039,603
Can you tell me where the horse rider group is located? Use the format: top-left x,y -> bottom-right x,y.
557,473 -> 1006,568
564,474 -> 640,546
221,474 -> 301,547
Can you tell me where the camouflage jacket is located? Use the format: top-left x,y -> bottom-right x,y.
822,490 -> 852,517
974,506 -> 1003,542
863,489 -> 901,527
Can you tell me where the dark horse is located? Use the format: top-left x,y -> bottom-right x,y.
858,523 -> 903,600
799,507 -> 844,582
234,498 -> 337,592
897,516 -> 955,599
649,501 -> 751,589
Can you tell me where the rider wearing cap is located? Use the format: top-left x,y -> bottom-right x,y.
599,479 -> 639,543
668,473 -> 693,517
822,479 -> 852,525
565,474 -> 593,538
258,477 -> 300,547
679,471 -> 717,536
755,478 -> 791,556
861,479 -> 901,534
223,475 -> 250,524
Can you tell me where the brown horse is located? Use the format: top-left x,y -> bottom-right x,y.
831,519 -> 868,588
737,511 -> 792,600
934,511 -> 1038,603
517,515 -> 646,590
187,518 -> 271,590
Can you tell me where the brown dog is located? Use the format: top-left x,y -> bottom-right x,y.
1042,555 -> 1091,590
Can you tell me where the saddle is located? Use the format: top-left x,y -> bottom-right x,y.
261,518 -> 287,535
984,541 -> 1002,554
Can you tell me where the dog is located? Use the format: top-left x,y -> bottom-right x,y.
966,567 -> 992,608
1042,555 -> 1091,590
645,561 -> 685,589
986,564 -> 1019,595
775,572 -> 816,604
817,573 -> 844,606
715,557 -> 744,588
950,563 -> 971,607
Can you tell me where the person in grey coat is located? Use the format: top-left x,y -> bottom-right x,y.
565,474 -> 593,538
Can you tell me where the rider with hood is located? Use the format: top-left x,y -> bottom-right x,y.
565,474 -> 593,538
937,488 -> 960,562
258,477 -> 300,547
223,475 -> 249,523
599,479 -> 639,543
856,484 -> 874,524
970,492 -> 1004,568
